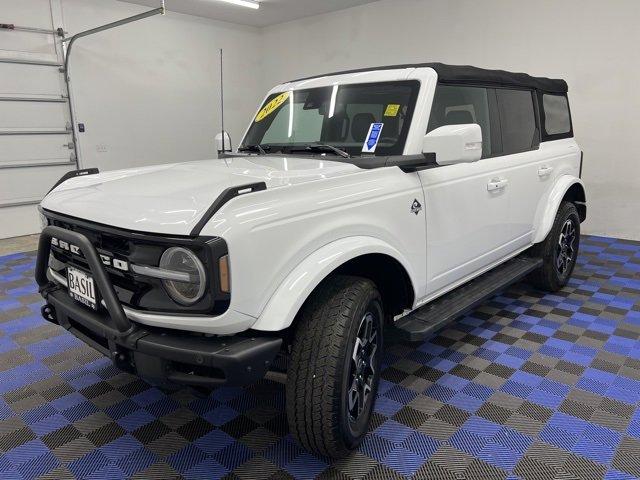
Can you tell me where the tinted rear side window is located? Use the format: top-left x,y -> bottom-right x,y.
496,89 -> 538,155
542,94 -> 572,136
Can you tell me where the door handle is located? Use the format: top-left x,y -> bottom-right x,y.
538,165 -> 554,177
487,178 -> 508,192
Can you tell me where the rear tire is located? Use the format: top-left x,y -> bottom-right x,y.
528,201 -> 580,292
286,275 -> 383,458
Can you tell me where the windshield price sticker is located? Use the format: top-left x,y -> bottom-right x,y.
255,92 -> 290,122
384,104 -> 400,117
362,123 -> 384,153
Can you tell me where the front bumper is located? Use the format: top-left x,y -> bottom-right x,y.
36,226 -> 282,387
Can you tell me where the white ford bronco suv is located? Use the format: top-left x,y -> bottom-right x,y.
36,63 -> 585,458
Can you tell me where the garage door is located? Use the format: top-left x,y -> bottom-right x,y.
0,0 -> 75,239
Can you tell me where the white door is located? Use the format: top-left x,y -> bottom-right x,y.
420,85 -> 513,297
503,90 -> 579,247
0,0 -> 74,239
420,159 -> 513,297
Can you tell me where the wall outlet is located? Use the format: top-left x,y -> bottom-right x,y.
96,144 -> 108,153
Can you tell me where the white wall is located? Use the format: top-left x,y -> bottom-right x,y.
260,0 -> 640,240
61,0 -> 263,171
3,0 -> 638,240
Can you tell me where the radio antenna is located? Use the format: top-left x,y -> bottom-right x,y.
219,48 -> 226,154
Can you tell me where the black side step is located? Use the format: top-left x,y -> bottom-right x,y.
394,255 -> 543,342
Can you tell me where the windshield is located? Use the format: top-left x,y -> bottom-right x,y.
241,81 -> 420,158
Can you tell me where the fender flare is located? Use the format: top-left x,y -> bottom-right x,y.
533,175 -> 586,244
250,236 -> 418,332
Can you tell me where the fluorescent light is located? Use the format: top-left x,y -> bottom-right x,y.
215,0 -> 260,9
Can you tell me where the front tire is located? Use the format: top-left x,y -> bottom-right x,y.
529,201 -> 580,291
286,275 -> 383,458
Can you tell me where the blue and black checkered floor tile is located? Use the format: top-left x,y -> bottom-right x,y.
2,235 -> 640,479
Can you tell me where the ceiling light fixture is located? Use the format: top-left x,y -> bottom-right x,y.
215,0 -> 260,9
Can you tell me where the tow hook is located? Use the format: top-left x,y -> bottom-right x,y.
41,304 -> 57,324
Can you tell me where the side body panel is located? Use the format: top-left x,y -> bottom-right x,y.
508,138 -> 581,249
419,157 -> 513,296
415,77 -> 584,300
252,236 -> 415,331
199,166 -> 427,325
533,174 -> 586,244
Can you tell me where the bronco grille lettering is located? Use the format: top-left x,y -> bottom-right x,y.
51,237 -> 129,272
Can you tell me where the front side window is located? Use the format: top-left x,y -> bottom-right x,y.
427,85 -> 492,158
241,81 -> 420,157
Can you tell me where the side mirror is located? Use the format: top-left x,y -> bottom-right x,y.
422,124 -> 482,166
215,131 -> 232,155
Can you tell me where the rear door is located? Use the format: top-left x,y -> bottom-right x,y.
498,89 -> 576,249
495,88 -> 544,248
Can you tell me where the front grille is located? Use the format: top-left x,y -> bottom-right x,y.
44,211 -> 230,315
50,252 -> 149,309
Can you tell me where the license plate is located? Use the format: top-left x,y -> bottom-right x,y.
67,266 -> 98,310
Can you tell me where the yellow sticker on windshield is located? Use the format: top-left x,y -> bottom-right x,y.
384,104 -> 401,117
255,92 -> 290,122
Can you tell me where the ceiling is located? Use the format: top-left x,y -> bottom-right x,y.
125,0 -> 380,27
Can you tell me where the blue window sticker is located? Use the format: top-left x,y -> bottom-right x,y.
362,122 -> 384,153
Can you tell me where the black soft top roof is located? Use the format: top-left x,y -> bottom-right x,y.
289,62 -> 568,94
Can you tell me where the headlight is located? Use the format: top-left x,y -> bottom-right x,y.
159,247 -> 207,305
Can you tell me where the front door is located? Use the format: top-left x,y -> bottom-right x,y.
419,85 -> 514,297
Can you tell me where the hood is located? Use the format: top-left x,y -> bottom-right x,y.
41,156 -> 360,236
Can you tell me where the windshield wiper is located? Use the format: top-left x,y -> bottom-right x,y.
291,143 -> 351,159
238,144 -> 270,155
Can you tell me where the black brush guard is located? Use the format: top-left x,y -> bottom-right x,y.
36,225 -> 281,387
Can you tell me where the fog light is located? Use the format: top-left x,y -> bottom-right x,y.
159,247 -> 206,305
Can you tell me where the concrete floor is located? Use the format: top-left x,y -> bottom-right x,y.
0,234 -> 40,256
